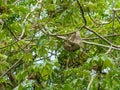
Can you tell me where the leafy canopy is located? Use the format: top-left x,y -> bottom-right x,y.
0,0 -> 120,90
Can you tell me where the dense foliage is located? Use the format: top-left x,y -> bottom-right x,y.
0,0 -> 120,90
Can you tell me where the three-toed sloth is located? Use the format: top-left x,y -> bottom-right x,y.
63,31 -> 83,51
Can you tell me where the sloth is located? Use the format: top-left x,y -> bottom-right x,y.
63,31 -> 83,51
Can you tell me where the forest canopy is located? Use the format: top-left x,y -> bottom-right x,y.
0,0 -> 120,90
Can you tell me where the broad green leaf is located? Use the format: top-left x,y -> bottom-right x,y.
0,53 -> 7,59
23,53 -> 33,62
63,84 -> 74,90
0,13 -> 8,18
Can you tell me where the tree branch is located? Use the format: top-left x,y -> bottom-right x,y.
76,0 -> 87,26
0,54 -> 37,80
87,9 -> 113,25
84,26 -> 120,48
0,41 -> 18,49
41,26 -> 120,51
87,75 -> 95,90
4,23 -> 19,41
83,40 -> 120,51
19,0 -> 42,40
4,23 -> 25,52
83,34 -> 120,40
0,57 -> 23,79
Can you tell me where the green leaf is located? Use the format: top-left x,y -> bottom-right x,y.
23,53 -> 33,62
63,84 -> 74,90
45,4 -> 57,11
0,13 -> 8,18
0,53 -> 7,59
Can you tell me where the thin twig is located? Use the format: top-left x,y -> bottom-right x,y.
83,40 -> 120,51
106,45 -> 112,54
4,23 -> 25,52
87,75 -> 95,90
0,19 -> 4,30
111,0 -> 115,33
0,53 -> 37,80
83,34 -> 120,40
0,41 -> 18,49
84,26 -> 120,48
84,26 -> 112,45
76,0 -> 87,26
113,8 -> 120,11
19,0 -> 42,40
115,13 -> 120,23
13,0 -> 20,5
87,9 -> 113,25
112,11 -> 116,34
41,26 -> 84,36
0,57 -> 23,79
4,23 -> 19,41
